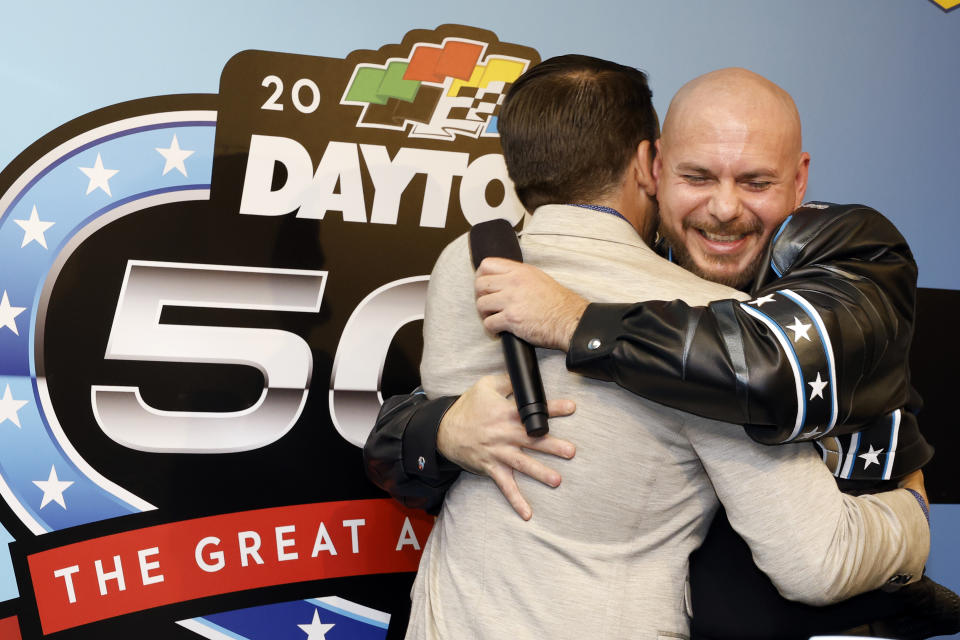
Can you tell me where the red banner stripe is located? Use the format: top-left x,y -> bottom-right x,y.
27,499 -> 433,634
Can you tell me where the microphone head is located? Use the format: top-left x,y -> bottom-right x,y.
469,218 -> 522,269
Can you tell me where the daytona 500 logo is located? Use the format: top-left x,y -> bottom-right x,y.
0,25 -> 538,639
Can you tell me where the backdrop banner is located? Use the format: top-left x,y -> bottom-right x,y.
0,25 -> 536,639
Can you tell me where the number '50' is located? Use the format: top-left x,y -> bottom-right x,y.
92,260 -> 427,453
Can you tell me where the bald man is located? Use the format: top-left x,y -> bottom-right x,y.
366,67 -> 956,637
476,67 -> 929,445
473,68 -> 950,638
654,67 -> 809,288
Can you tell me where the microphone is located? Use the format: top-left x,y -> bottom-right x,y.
470,218 -> 549,437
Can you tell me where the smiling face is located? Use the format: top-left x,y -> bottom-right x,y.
654,69 -> 809,289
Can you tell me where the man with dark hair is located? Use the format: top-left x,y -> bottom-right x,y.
397,56 -> 928,640
495,55 -> 658,215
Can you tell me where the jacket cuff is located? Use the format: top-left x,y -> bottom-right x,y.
402,395 -> 460,481
566,302 -> 634,379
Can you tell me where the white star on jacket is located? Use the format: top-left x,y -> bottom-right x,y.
156,134 -> 195,177
78,153 -> 119,196
750,294 -> 776,307
808,372 -> 829,400
786,317 -> 813,342
298,609 -> 335,639
32,465 -> 74,509
0,384 -> 28,428
859,444 -> 884,470
0,290 -> 26,335
13,205 -> 55,249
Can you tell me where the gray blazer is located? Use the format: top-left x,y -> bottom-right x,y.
407,205 -> 928,640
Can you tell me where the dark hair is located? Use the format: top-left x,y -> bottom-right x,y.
497,54 -> 658,211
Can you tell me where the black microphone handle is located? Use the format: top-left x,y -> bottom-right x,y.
501,333 -> 549,437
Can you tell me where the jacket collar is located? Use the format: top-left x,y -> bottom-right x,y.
522,204 -> 654,254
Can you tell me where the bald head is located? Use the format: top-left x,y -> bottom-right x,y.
662,67 -> 803,158
654,67 -> 810,289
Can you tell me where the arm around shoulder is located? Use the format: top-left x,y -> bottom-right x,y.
567,203 -> 920,443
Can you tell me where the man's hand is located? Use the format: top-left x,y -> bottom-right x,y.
475,257 -> 588,351
437,374 -> 576,520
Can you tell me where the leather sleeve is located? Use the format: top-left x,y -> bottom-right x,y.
567,203 -> 918,444
363,390 -> 461,514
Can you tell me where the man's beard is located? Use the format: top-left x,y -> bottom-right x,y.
658,220 -> 766,291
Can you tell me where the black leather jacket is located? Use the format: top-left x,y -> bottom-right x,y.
363,202 -> 934,513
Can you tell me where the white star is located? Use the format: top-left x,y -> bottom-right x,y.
0,291 -> 26,335
298,609 -> 335,640
0,385 -> 28,428
13,205 -> 55,249
786,317 -> 812,342
808,371 -> 829,400
156,134 -> 194,177
859,444 -> 884,470
32,465 -> 74,509
78,153 -> 118,196
749,294 -> 776,307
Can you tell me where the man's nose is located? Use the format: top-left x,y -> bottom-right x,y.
707,181 -> 742,222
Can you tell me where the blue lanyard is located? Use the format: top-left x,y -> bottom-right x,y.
568,203 -> 629,224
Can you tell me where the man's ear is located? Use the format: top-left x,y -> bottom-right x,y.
651,139 -> 663,190
634,140 -> 657,197
794,151 -> 811,206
